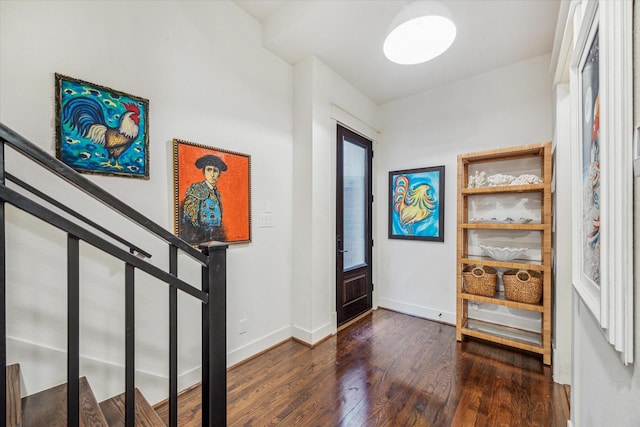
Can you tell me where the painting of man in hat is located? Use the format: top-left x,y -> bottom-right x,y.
180,154 -> 228,243
173,139 -> 251,245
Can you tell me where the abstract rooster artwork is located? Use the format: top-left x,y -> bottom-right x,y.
579,29 -> 600,288
388,166 -> 445,242
55,74 -> 149,178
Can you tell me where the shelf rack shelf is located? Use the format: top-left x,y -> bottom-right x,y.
461,292 -> 544,312
456,142 -> 552,365
460,223 -> 547,231
461,183 -> 545,195
460,256 -> 543,271
461,319 -> 543,353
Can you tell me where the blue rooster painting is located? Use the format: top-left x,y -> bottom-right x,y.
393,175 -> 437,234
389,166 -> 444,241
63,97 -> 140,170
57,74 -> 148,178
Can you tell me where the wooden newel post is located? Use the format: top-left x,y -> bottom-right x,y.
200,241 -> 228,426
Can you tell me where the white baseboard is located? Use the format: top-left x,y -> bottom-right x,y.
552,344 -> 572,385
377,297 -> 540,333
290,324 -> 311,343
227,324 -> 292,366
291,320 -> 333,346
378,297 -> 456,325
330,311 -> 338,335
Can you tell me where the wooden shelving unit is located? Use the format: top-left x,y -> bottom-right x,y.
456,142 -> 552,365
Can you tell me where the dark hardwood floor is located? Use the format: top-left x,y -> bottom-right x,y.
158,308 -> 570,426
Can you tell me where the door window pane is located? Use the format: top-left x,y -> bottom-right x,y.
343,140 -> 366,269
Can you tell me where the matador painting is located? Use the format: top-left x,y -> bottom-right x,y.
173,139 -> 251,245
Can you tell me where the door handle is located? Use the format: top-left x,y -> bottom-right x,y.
336,236 -> 348,256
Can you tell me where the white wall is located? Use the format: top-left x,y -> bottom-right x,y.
376,54 -> 553,326
0,0 -> 293,403
291,56 -> 380,343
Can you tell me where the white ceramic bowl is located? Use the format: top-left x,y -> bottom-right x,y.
478,243 -> 528,261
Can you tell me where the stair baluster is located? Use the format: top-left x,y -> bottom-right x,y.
125,262 -> 136,427
201,242 -> 228,427
68,234 -> 81,427
169,246 -> 179,427
1,141 -> 6,427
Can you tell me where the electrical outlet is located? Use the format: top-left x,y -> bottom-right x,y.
239,319 -> 247,334
471,303 -> 480,311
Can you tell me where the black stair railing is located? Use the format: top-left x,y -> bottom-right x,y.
0,123 -> 227,427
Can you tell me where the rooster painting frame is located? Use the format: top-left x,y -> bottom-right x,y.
388,165 -> 445,242
55,73 -> 149,179
173,138 -> 251,246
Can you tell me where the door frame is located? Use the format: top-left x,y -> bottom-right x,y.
335,124 -> 373,326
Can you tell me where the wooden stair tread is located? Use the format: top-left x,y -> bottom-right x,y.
6,363 -> 22,427
21,376 -> 109,427
99,387 -> 166,427
153,383 -> 202,427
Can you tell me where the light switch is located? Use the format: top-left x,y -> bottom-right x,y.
259,213 -> 273,227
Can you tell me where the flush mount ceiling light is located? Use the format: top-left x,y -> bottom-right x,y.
383,0 -> 456,65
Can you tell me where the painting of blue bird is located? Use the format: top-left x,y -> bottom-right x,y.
56,74 -> 149,178
63,97 -> 140,170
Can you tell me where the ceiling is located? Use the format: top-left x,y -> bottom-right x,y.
234,0 -> 563,105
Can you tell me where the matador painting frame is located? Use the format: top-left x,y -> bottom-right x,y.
388,165 -> 445,242
55,73 -> 149,179
173,138 -> 251,245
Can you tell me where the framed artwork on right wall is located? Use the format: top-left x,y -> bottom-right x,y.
570,0 -> 634,364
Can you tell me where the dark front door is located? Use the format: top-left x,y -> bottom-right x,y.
336,124 -> 373,326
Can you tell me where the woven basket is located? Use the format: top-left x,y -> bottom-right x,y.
502,269 -> 543,304
462,265 -> 497,297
